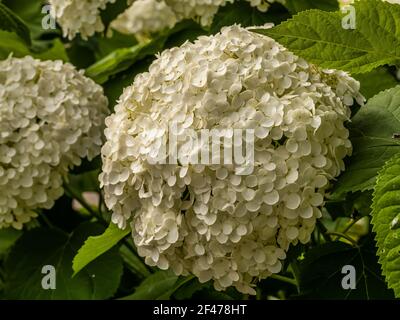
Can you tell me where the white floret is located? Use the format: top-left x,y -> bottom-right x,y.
0,56 -> 109,229
100,25 -> 364,294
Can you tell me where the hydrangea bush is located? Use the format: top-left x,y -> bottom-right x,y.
0,0 -> 399,301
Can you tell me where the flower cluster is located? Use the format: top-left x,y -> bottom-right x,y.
49,0 -> 116,40
111,0 -> 285,37
100,25 -> 364,294
0,56 -> 109,229
110,0 -> 177,39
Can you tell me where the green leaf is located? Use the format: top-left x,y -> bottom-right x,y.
93,30 -> 138,60
0,30 -> 30,59
326,191 -> 372,219
284,0 -> 339,14
33,39 -> 69,62
72,223 -> 130,276
3,0 -> 57,39
0,229 -> 22,256
86,41 -> 153,84
0,32 -> 68,62
296,238 -> 394,299
86,20 -> 204,84
372,153 -> 400,297
4,222 -> 123,300
253,0 -> 400,74
66,40 -> 97,69
173,278 -> 205,300
3,0 -> 42,23
333,85 -> 400,196
120,271 -> 193,300
353,67 -> 398,100
0,2 -> 31,45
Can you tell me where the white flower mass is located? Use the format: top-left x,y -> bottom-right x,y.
100,25 -> 364,294
112,0 -> 285,37
0,56 -> 109,230
50,0 -> 286,40
49,0 -> 116,40
111,0 -> 178,38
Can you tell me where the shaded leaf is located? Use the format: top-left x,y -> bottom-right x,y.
4,223 -> 122,300
120,271 -> 193,300
86,41 -> 153,84
0,229 -> 22,256
33,39 -> 69,62
296,238 -> 394,299
354,67 -> 398,100
333,85 -> 400,196
0,2 -> 31,45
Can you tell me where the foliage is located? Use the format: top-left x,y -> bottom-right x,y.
255,0 -> 400,74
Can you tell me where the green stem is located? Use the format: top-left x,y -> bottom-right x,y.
269,274 -> 298,287
316,220 -> 332,242
63,182 -> 101,220
327,232 -> 358,247
288,263 -> 301,293
341,216 -> 363,235
98,190 -> 104,216
36,210 -> 68,235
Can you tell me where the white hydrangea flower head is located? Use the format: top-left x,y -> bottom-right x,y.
112,0 -> 285,37
111,0 -> 177,37
0,56 -> 109,230
48,0 -> 116,40
100,25 -> 364,294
